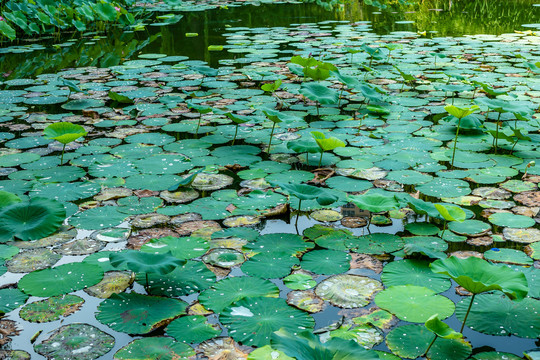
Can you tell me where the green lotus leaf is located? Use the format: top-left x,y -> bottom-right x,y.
35,323 -> 115,360
0,288 -> 28,314
283,273 -> 316,290
114,337 -> 195,360
0,190 -> 21,208
425,314 -> 462,339
483,248 -> 533,266
386,324 -> 471,360
244,233 -> 314,256
139,260 -> 215,297
248,345 -> 294,360
299,82 -> 339,105
199,276 -> 279,313
19,262 -> 104,297
0,197 -> 65,242
375,285 -> 455,323
275,182 -> 338,205
444,104 -> 480,119
430,256 -> 528,299
381,259 -> 451,293
346,233 -> 404,254
220,296 -> 314,346
300,249 -> 350,275
434,204 -> 466,222
456,294 -> 540,338
96,292 -> 187,334
471,352 -> 522,360
347,190 -> 399,213
140,236 -> 209,260
68,206 -> 128,230
311,131 -> 346,151
271,329 -> 379,360
43,122 -> 87,145
166,315 -> 221,344
488,212 -> 535,228
241,252 -> 300,279
110,250 -> 184,275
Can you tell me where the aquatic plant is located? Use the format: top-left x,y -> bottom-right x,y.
443,104 -> 479,168
43,122 -> 88,165
310,131 -> 346,167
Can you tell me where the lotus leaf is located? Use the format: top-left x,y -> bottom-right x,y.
315,274 -> 383,308
166,315 -> 221,344
271,329 -> 379,360
199,276 -> 279,313
140,236 -> 209,260
19,295 -> 84,322
96,292 -> 187,334
84,270 -> 134,299
244,233 -> 313,255
300,249 -> 350,275
456,294 -> 540,338
381,259 -> 451,293
220,296 -> 314,346
34,323 -> 114,360
430,256 -> 528,299
43,122 -> 87,145
69,206 -> 127,230
0,288 -> 28,314
114,337 -> 195,360
386,324 -> 471,360
375,285 -> 455,322
0,197 -> 65,242
19,262 -> 103,297
241,252 -> 300,279
248,345 -> 294,360
488,212 -> 535,228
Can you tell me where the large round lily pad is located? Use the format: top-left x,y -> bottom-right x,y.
346,233 -> 404,254
315,274 -> 383,308
84,271 -> 134,299
18,262 -> 104,297
199,276 -> 279,313
241,252 -> 300,279
34,323 -> 114,360
6,248 -> 61,273
381,259 -> 451,293
386,324 -> 471,360
96,292 -> 187,334
166,315 -> 221,344
375,285 -> 455,322
456,294 -> 540,338
300,249 -> 350,275
114,337 -> 195,360
220,296 -> 315,346
19,295 -> 84,322
0,288 -> 28,313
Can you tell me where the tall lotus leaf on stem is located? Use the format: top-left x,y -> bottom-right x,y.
290,56 -> 337,81
356,82 -> 386,107
423,314 -> 463,356
360,44 -> 389,66
286,139 -> 322,167
225,112 -> 251,145
430,256 -> 528,332
331,70 -> 361,106
187,101 -> 213,136
261,79 -> 282,93
393,65 -> 416,91
470,80 -> 509,98
299,82 -> 339,117
344,47 -> 362,64
274,182 -> 338,228
348,190 -> 400,228
310,131 -> 346,167
168,168 -> 204,192
430,52 -> 447,66
271,329 -> 379,360
43,122 -> 87,165
444,104 -> 480,168
191,64 -> 219,85
434,203 -> 466,237
110,250 -> 184,292
262,109 -> 283,154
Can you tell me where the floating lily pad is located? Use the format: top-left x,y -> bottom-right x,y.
346,233 -> 404,254
386,324 -> 471,360
300,249 -> 350,275
96,292 -> 187,334
220,296 -> 315,346
19,262 -> 104,297
241,252 -> 299,279
483,248 -> 533,265
244,233 -> 314,256
166,315 -> 221,344
19,295 -> 84,322
283,273 -> 316,290
448,219 -> 491,236
0,288 -> 28,313
286,290 -> 324,313
114,337 -> 195,360
375,285 -> 455,322
35,323 -> 114,360
456,294 -> 540,338
69,206 -> 127,230
202,248 -> 245,268
199,276 -> 279,313
381,259 -> 451,293
315,274 -> 383,308
140,236 -> 210,260
84,271 -> 134,299
488,212 -> 535,228
6,248 -> 61,273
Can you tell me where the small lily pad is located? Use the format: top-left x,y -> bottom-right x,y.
19,295 -> 84,323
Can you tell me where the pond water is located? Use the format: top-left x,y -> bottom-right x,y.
0,0 -> 540,359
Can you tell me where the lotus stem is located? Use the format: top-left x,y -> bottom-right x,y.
60,144 -> 66,165
441,220 -> 447,238
268,122 -> 277,154
318,151 -> 324,167
450,117 -> 462,169
295,199 -> 302,229
423,334 -> 438,357
460,293 -> 476,333
196,114 -> 201,137
232,124 -> 239,145
145,273 -> 150,293
494,112 -> 502,154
